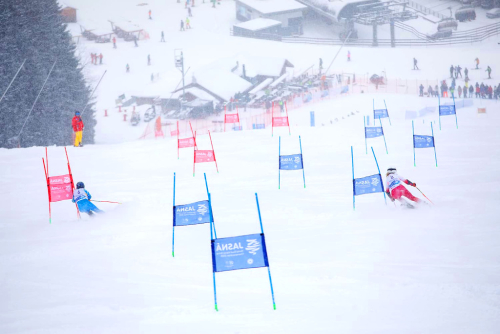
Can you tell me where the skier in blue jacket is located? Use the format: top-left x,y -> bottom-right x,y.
72,182 -> 103,216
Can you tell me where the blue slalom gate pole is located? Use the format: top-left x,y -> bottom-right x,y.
384,100 -> 391,125
438,94 -> 442,130
255,193 -> 276,310
351,146 -> 355,210
452,94 -> 458,129
364,116 -> 367,154
208,192 -> 218,311
172,172 -> 176,257
204,173 -> 217,238
412,121 -> 416,167
371,147 -> 387,205
372,99 -> 374,123
380,118 -> 388,154
431,122 -> 438,167
278,136 -> 281,189
299,136 -> 306,188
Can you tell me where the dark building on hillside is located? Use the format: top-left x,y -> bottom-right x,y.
60,5 -> 77,23
235,0 -> 307,36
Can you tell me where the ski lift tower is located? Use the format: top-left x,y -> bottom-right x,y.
174,49 -> 185,110
353,1 -> 418,47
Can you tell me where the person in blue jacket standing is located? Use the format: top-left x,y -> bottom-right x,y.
72,182 -> 103,216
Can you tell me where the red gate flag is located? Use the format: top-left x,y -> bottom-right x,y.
272,117 -> 289,127
42,147 -> 80,223
193,130 -> 219,176
48,175 -> 73,202
179,137 -> 196,148
225,114 -> 239,123
195,150 -> 216,163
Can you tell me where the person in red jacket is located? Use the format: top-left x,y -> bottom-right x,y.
72,111 -> 84,147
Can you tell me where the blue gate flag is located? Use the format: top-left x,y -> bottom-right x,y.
439,105 -> 456,115
374,109 -> 389,119
173,200 -> 211,226
253,123 -> 265,129
211,233 -> 269,272
353,174 -> 384,196
365,127 -> 384,138
413,135 -> 434,148
310,111 -> 315,127
279,154 -> 303,170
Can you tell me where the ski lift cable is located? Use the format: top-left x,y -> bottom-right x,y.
324,31 -> 352,76
17,59 -> 58,140
0,59 -> 26,106
80,70 -> 107,116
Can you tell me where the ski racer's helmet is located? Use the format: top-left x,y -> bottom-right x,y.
76,182 -> 85,189
75,111 -> 80,116
387,167 -> 397,175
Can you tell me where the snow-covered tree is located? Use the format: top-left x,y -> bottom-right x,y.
0,0 -> 96,148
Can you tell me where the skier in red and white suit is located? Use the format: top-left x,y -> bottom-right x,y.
385,167 -> 421,205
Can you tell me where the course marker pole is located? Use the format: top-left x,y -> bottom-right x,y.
384,100 -> 391,125
299,136 -> 306,188
371,146 -> 387,205
204,173 -> 217,238
255,193 -> 276,310
380,118 -> 388,154
278,136 -> 281,189
208,192 -> 218,311
364,116 -> 367,154
351,146 -> 355,210
431,122 -> 438,167
412,121 -> 416,167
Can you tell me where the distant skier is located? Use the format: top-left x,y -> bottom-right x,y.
469,85 -> 473,97
134,35 -> 138,47
113,36 -> 117,48
160,31 -> 165,42
475,57 -> 479,69
90,53 -> 95,65
72,111 -> 84,147
413,58 -> 419,70
458,85 -> 462,98
126,63 -> 130,73
148,54 -> 151,66
188,7 -> 192,17
347,50 -> 351,62
456,65 -> 462,78
72,182 -> 104,216
385,167 -> 422,207
463,85 -> 467,98
151,73 -> 154,82
149,9 -> 152,19
419,84 -> 424,97
99,53 -> 103,65
449,65 -> 454,78
186,17 -> 191,29
486,66 -> 492,79
319,58 -> 323,74
180,20 -> 185,31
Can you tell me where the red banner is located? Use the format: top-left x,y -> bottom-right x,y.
194,150 -> 215,163
225,114 -> 239,123
48,174 -> 73,202
178,137 -> 196,148
273,117 -> 289,127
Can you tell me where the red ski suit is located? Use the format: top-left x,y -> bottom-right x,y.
385,173 -> 420,203
72,116 -> 84,131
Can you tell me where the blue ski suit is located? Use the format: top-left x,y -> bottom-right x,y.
72,188 -> 103,214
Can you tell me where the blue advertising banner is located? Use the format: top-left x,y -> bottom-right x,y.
365,127 -> 384,138
233,126 -> 243,131
353,174 -> 384,196
211,233 -> 269,272
173,200 -> 211,226
413,135 -> 435,148
279,154 -> 303,170
439,105 -> 456,116
374,109 -> 389,119
310,111 -> 315,127
252,123 -> 265,129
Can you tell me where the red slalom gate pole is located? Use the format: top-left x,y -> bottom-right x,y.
209,130 -> 219,173
285,101 -> 291,135
104,109 -> 108,117
65,147 -> 80,219
193,147 -> 196,177
224,106 -> 226,132
177,121 -> 179,159
42,157 -> 52,224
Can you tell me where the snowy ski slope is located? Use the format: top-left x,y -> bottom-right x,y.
1,0 -> 500,332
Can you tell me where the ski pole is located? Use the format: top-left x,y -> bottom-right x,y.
90,200 -> 122,204
415,186 -> 433,205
